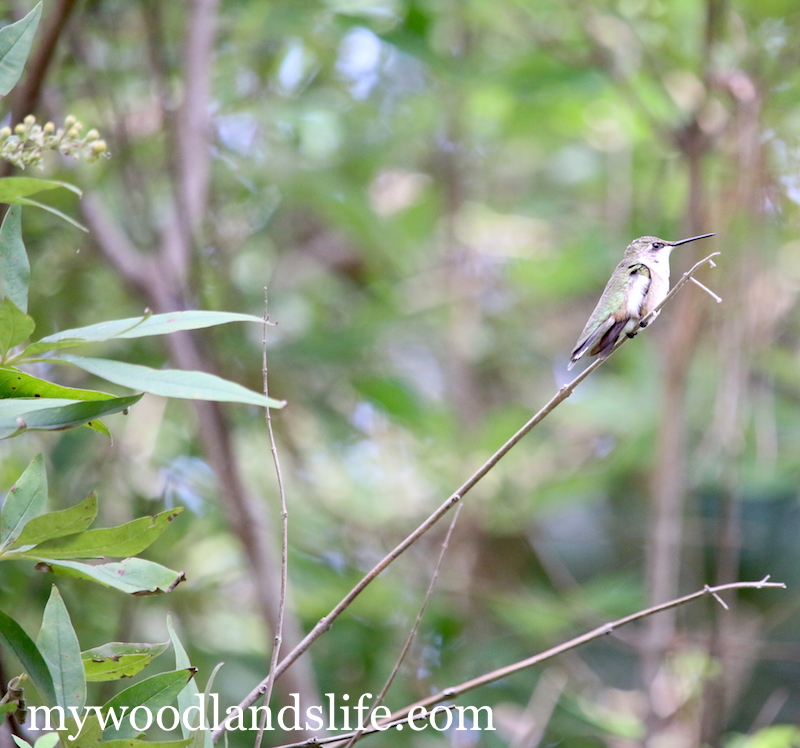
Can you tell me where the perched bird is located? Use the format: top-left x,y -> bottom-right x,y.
567,233 -> 715,370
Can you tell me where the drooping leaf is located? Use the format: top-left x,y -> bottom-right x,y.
0,452 -> 46,547
36,586 -> 86,711
0,177 -> 82,203
0,205 -> 28,311
0,2 -> 42,96
100,669 -> 196,740
0,298 -> 35,357
34,557 -> 186,595
8,493 -> 98,549
52,354 -> 285,408
82,641 -> 169,682
0,607 -> 56,704
28,508 -> 182,560
0,179 -> 84,231
12,196 -> 88,232
0,394 -> 142,439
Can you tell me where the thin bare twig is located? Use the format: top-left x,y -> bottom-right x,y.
211,251 -> 722,741
704,584 -> 730,611
339,504 -> 463,748
254,290 -> 289,748
509,667 -> 568,748
689,275 -> 723,303
272,577 -> 785,748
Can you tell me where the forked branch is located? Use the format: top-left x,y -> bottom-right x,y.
275,577 -> 785,748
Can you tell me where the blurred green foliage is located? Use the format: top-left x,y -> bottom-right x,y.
3,0 -> 800,746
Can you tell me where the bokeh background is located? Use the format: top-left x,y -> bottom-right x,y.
2,0 -> 800,746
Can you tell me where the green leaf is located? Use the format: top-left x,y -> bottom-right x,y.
36,585 -> 86,710
0,205 -> 28,312
53,354 -> 285,408
12,195 -> 88,232
0,452 -> 46,547
0,298 -> 35,357
0,368 -> 113,435
0,2 -> 42,96
82,641 -> 169,682
99,740 -> 192,748
0,702 -> 18,718
0,180 -> 84,232
8,493 -> 98,549
37,310 -> 266,346
17,338 -> 94,360
34,557 -> 186,595
168,617 -> 204,740
0,366 -> 113,399
28,508 -> 183,560
0,394 -> 143,439
0,177 -> 82,203
101,669 -> 196,740
60,714 -> 101,748
0,607 -> 56,704
35,736 -> 60,748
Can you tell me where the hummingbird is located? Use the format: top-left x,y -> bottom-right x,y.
567,233 -> 715,370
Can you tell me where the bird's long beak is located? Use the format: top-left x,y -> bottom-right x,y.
670,232 -> 716,246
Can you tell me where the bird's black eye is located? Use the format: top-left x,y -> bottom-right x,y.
652,241 -> 664,250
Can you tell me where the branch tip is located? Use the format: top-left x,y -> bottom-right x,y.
705,584 -> 730,610
689,275 -> 722,303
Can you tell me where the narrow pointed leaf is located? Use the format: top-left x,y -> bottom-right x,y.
0,453 -> 46,546
99,740 -> 192,748
0,366 -> 113,400
29,508 -> 182,560
15,338 -> 91,359
33,557 -> 186,595
9,493 -> 98,549
0,177 -> 81,203
0,298 -> 35,356
0,3 -> 42,96
0,394 -> 142,439
101,669 -> 196,740
54,355 -> 285,408
168,617 -> 205,740
38,310 -> 266,345
36,586 -> 86,710
82,641 -> 169,682
0,205 -> 28,311
0,608 -> 56,704
12,196 -> 88,232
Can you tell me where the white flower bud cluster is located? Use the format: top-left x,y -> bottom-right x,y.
0,114 -> 108,169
